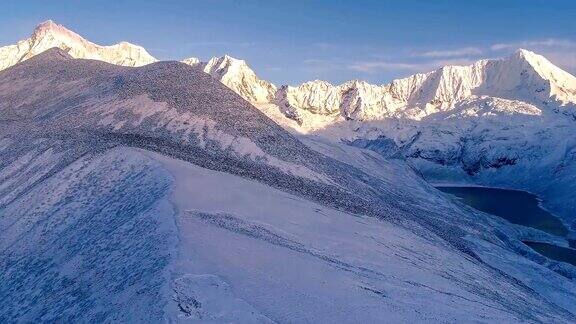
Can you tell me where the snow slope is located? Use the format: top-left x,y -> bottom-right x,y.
0,145 -> 177,322
4,139 -> 575,322
1,21 -> 575,240
149,148 -> 576,323
1,48 -> 576,322
2,23 -> 576,322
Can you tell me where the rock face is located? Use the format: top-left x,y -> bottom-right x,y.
0,20 -> 156,70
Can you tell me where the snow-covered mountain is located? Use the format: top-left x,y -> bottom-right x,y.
180,48 -> 576,125
2,47 -> 576,323
267,49 -> 576,123
3,21 -> 575,121
0,20 -> 156,70
192,55 -> 277,104
2,21 -> 576,225
183,50 -> 576,216
0,21 -> 278,105
208,49 -> 576,233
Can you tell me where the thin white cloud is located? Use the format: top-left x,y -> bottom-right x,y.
310,39 -> 576,77
416,47 -> 483,58
265,66 -> 284,72
490,38 -> 576,51
311,42 -> 339,50
348,58 -> 477,74
488,38 -> 576,73
301,58 -> 344,74
348,61 -> 421,73
185,41 -> 255,47
303,58 -> 330,65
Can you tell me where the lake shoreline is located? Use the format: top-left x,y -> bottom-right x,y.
436,184 -> 576,267
432,182 -> 574,237
523,241 -> 576,267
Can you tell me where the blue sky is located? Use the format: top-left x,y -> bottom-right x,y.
2,0 -> 575,85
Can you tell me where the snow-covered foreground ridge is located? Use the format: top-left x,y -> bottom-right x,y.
2,50 -> 576,322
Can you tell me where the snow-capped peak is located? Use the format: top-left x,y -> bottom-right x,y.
30,20 -> 88,44
181,57 -> 201,66
31,20 -> 65,38
204,55 -> 246,77
200,54 -> 277,103
512,48 -> 549,65
0,20 -> 157,71
507,48 -> 576,103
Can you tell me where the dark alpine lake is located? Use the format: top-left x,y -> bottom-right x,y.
437,186 -> 576,266
437,186 -> 568,236
523,241 -> 576,267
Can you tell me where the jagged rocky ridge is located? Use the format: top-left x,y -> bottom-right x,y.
269,49 -> 576,121
180,49 -> 576,123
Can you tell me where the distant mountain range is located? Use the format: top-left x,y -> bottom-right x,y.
3,20 -> 576,122
2,20 -> 576,225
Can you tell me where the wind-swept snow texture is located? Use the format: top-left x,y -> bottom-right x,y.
0,49 -> 576,322
0,147 -> 177,322
151,149 -> 576,323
